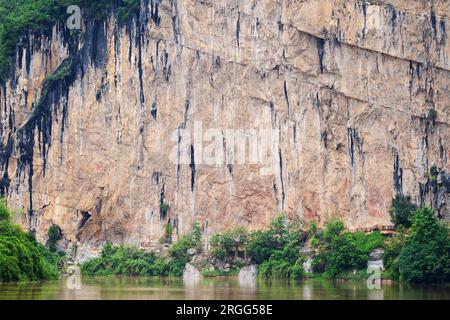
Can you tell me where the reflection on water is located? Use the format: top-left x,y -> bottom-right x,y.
0,276 -> 449,300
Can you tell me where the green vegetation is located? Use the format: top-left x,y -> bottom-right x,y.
389,194 -> 417,229
80,243 -> 162,276
47,224 -> 61,252
168,222 -> 202,275
426,108 -> 438,122
0,0 -> 142,81
311,220 -> 384,277
397,207 -> 450,283
246,217 -> 305,279
164,223 -> 173,243
81,222 -> 203,277
383,231 -> 406,280
429,165 -> 439,182
210,226 -> 247,260
159,203 -> 169,219
0,198 -> 60,282
80,201 -> 450,284
0,198 -> 9,221
117,0 -> 140,26
44,59 -> 72,82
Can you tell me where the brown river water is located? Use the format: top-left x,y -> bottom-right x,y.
1,276 -> 449,300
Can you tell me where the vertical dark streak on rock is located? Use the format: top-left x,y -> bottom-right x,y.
283,80 -> 290,115
151,101 -> 157,120
171,0 -> 180,45
440,19 -> 446,47
150,0 -> 161,26
317,38 -> 325,73
190,144 -> 195,192
348,128 -> 355,168
236,11 -> 241,49
439,137 -> 445,160
409,61 -> 414,96
176,127 -> 181,190
0,134 -> 13,196
272,180 -> 279,207
279,149 -> 285,212
431,11 -> 437,41
293,123 -> 297,144
362,1 -> 367,39
392,148 -> 403,195
128,29 -> 133,64
390,6 -> 397,44
159,182 -> 165,220
137,32 -> 145,106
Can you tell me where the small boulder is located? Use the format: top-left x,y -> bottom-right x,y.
302,257 -> 313,273
368,248 -> 384,271
187,248 -> 197,256
238,265 -> 257,281
369,248 -> 384,261
299,247 -> 314,256
183,263 -> 202,282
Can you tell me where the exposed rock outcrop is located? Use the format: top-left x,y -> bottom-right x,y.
238,265 -> 257,281
183,263 -> 202,283
368,248 -> 385,270
0,1 -> 448,257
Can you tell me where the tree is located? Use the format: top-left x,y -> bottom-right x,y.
47,224 -> 61,252
398,207 -> 450,283
389,195 -> 417,228
0,198 -> 9,221
311,219 -> 384,277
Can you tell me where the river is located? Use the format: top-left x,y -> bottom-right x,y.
1,276 -> 449,300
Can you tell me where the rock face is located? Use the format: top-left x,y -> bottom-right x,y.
183,263 -> 202,282
368,248 -> 385,270
238,265 -> 257,280
0,1 -> 449,258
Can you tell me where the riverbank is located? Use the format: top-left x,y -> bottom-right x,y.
80,204 -> 450,284
1,197 -> 449,285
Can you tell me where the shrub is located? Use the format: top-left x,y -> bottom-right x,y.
426,109 -> 438,122
383,231 -> 407,279
168,222 -> 203,275
0,198 -> 9,221
389,194 -> 417,229
246,215 -> 305,279
312,219 -> 384,277
210,226 -> 247,260
117,0 -> 140,26
397,207 -> 450,283
164,223 -> 172,243
81,243 -> 159,276
0,198 -> 59,282
0,0 -> 143,81
47,224 -> 61,252
82,222 -> 204,277
159,203 -> 169,218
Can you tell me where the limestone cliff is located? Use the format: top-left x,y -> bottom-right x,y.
0,0 -> 449,259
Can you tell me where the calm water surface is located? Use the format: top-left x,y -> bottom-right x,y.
0,277 -> 449,300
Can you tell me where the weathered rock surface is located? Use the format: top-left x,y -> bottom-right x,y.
0,1 -> 449,258
238,264 -> 257,280
368,248 -> 385,270
369,248 -> 385,261
303,258 -> 313,274
183,263 -> 202,282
